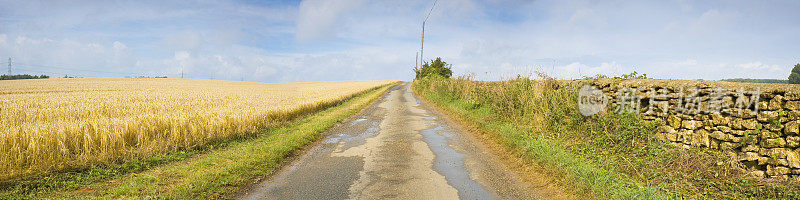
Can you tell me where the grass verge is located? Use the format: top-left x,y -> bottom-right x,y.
412,78 -> 664,199
1,83 -> 397,199
412,76 -> 800,199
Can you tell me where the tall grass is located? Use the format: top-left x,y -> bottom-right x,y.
413,75 -> 800,199
0,78 -> 394,181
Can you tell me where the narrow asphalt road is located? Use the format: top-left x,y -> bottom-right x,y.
236,83 -> 560,200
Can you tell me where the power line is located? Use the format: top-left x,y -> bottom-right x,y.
419,0 -> 438,68
424,0 -> 438,22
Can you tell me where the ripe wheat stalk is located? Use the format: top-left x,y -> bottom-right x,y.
0,78 -> 394,180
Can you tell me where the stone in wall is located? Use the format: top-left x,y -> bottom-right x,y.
786,101 -> 800,111
787,136 -> 800,148
789,150 -> 800,168
787,121 -> 800,135
683,120 -> 701,130
693,129 -> 710,147
758,111 -> 780,123
768,95 -> 785,110
586,78 -> 800,178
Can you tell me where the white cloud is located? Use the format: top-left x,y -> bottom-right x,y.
173,51 -> 190,60
112,41 -> 126,51
736,62 -> 782,72
648,59 -> 793,80
678,0 -> 693,12
567,8 -> 606,28
0,36 -> 142,76
295,0 -> 368,42
1,0 -> 799,82
529,61 -> 623,80
254,66 -> 278,79
676,59 -> 698,66
174,51 -> 192,73
556,62 -> 590,79
0,34 -> 7,47
691,9 -> 740,34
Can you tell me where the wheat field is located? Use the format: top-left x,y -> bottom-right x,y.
0,77 -> 394,180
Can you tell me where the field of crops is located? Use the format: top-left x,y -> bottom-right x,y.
0,78 -> 394,180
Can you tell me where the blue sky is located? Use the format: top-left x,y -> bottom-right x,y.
0,0 -> 798,82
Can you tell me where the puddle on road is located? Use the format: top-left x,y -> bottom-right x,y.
339,122 -> 380,150
350,118 -> 368,125
420,124 -> 496,200
325,137 -> 341,144
322,119 -> 381,151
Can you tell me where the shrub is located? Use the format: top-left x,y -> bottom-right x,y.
583,71 -> 648,80
414,57 -> 452,79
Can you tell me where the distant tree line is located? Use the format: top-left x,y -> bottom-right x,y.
720,78 -> 788,84
721,64 -> 800,84
124,76 -> 168,78
0,74 -> 50,80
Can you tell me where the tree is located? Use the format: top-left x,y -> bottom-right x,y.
790,63 -> 800,84
413,57 -> 452,79
0,74 -> 49,80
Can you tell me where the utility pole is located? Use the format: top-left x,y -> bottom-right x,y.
7,57 -> 11,75
420,21 -> 425,67
420,0 -> 438,67
415,52 -> 419,69
180,68 -> 184,78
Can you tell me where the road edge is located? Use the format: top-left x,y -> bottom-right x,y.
410,82 -> 587,200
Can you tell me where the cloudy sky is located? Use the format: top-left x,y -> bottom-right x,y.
0,0 -> 798,82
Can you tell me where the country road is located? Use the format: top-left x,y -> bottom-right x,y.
236,83 -> 563,200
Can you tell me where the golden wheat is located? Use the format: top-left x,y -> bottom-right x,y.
0,77 -> 394,180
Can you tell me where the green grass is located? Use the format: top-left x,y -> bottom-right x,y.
413,78 -> 666,199
0,83 -> 396,199
412,76 -> 800,199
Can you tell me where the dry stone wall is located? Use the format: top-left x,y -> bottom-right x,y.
587,79 -> 800,178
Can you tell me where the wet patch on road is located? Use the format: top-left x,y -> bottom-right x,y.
420,122 -> 497,200
334,120 -> 381,152
235,86 -> 392,200
350,117 -> 368,125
